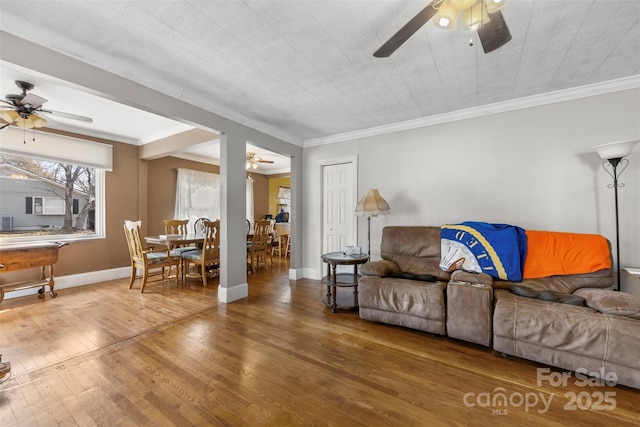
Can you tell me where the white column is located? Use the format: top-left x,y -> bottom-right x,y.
218,131 -> 248,303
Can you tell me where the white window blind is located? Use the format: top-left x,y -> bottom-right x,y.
0,127 -> 113,171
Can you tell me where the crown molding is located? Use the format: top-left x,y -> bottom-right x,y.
304,75 -> 640,147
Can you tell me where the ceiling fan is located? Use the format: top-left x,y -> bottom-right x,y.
0,80 -> 93,129
373,0 -> 512,58
246,152 -> 274,170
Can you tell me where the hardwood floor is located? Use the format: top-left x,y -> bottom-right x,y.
1,257 -> 638,426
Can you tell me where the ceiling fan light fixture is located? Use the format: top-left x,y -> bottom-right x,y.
32,115 -> 47,128
464,1 -> 490,30
0,109 -> 19,123
434,0 -> 459,30
12,113 -> 47,129
16,116 -> 34,129
483,0 -> 509,13
449,0 -> 479,9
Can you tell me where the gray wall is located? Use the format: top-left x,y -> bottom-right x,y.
303,88 -> 640,294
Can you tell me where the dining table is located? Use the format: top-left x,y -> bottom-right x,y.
144,234 -> 205,247
144,234 -> 207,282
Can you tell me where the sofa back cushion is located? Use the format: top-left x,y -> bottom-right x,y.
523,230 -> 612,279
493,230 -> 614,293
495,267 -> 614,293
380,226 -> 451,281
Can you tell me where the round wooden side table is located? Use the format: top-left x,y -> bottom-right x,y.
321,252 -> 369,313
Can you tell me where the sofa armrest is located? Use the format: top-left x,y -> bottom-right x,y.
360,260 -> 400,277
450,270 -> 494,287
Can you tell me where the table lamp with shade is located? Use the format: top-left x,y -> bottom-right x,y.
593,139 -> 638,291
355,189 -> 391,256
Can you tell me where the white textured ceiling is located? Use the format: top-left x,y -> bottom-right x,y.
0,0 -> 639,150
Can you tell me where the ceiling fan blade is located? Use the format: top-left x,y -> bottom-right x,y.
38,109 -> 93,123
20,93 -> 47,109
0,99 -> 16,110
477,10 -> 512,54
33,111 -> 59,126
373,1 -> 438,58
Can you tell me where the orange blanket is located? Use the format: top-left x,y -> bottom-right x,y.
523,230 -> 611,279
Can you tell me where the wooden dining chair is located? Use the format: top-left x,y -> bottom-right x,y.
181,219 -> 220,287
163,219 -> 194,254
193,217 -> 209,235
123,220 -> 178,293
163,219 -> 194,277
247,219 -> 272,272
272,222 -> 291,258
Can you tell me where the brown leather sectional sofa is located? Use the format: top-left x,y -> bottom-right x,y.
359,226 -> 640,389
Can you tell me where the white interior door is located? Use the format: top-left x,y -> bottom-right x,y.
322,162 -> 356,264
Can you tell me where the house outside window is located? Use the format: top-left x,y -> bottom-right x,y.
0,157 -> 100,241
0,127 -> 111,244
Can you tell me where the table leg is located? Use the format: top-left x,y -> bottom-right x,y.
353,264 -> 358,295
325,263 -> 332,305
48,264 -> 57,298
331,263 -> 338,313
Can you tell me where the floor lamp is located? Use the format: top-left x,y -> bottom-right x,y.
355,189 -> 391,256
594,140 -> 638,291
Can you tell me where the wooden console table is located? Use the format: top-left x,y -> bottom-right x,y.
0,242 -> 68,303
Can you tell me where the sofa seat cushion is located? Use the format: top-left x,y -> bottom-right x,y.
359,277 -> 446,317
509,284 -> 586,306
494,289 -> 609,359
493,289 -> 640,389
574,288 -> 640,320
358,276 -> 446,333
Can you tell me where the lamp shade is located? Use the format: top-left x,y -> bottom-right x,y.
593,140 -> 638,160
355,189 -> 390,217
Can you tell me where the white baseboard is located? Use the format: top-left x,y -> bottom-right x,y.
3,265 -> 326,301
289,268 -> 307,280
218,283 -> 248,303
2,267 -> 131,300
301,268 -> 322,281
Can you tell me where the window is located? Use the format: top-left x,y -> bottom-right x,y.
32,196 -> 66,215
0,127 -> 111,243
175,168 -> 221,231
174,168 -> 254,230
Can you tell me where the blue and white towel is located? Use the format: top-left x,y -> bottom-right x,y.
440,221 -> 527,281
